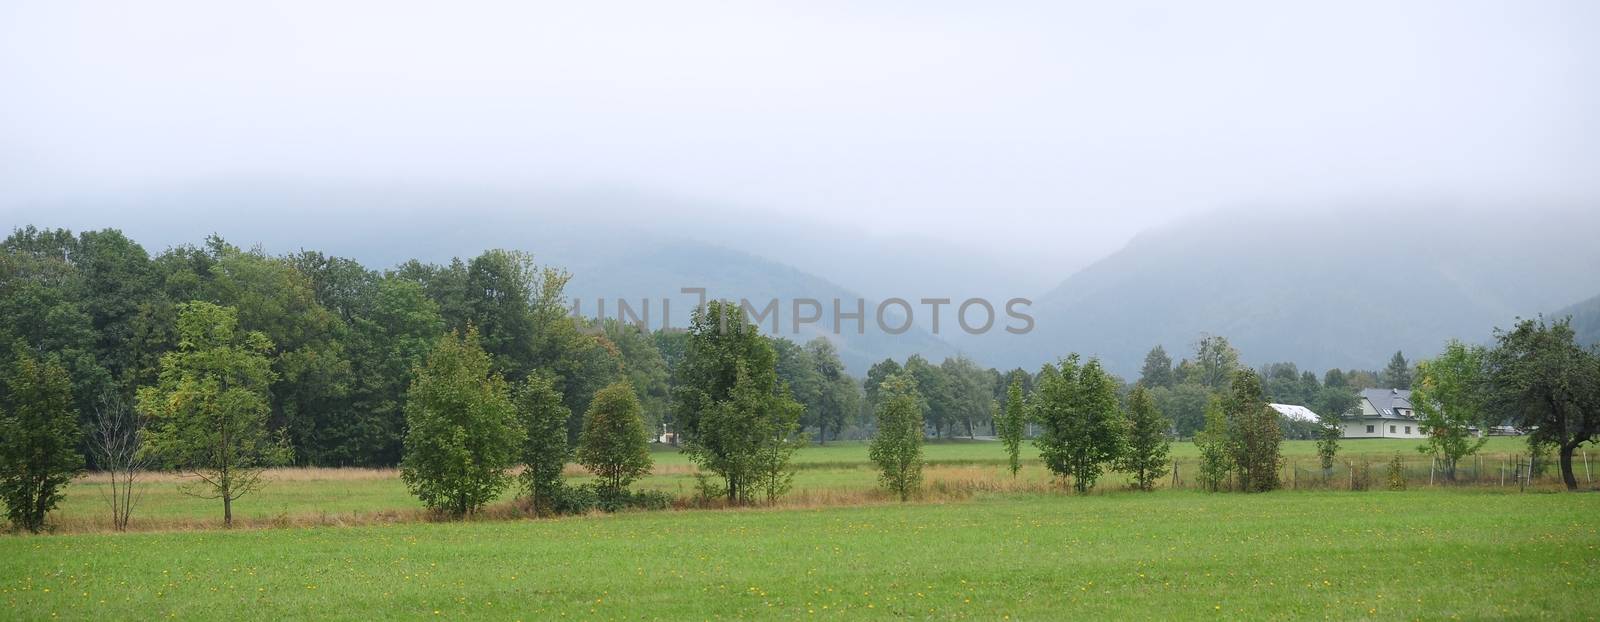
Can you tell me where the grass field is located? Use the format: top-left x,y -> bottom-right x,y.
44,436 -> 1589,531
4,490 -> 1596,620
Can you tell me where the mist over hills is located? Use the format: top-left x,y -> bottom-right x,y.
960,205 -> 1600,377
7,186 -> 1597,377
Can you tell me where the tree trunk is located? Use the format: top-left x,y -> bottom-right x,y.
1560,442 -> 1579,491
223,495 -> 233,528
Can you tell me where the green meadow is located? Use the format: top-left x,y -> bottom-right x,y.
4,490 -> 1596,620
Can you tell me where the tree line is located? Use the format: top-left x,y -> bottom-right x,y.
1,226 -> 1596,531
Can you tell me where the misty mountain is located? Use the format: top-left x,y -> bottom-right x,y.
1555,294 -> 1600,348
960,205 -> 1600,377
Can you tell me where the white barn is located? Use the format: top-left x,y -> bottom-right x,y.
1341,388 -> 1427,439
1268,403 -> 1321,423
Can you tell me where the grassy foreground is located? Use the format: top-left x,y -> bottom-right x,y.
4,490 -> 1596,620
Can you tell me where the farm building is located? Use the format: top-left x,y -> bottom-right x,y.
1267,403 -> 1321,423
1341,388 -> 1428,439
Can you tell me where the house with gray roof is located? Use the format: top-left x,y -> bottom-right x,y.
1340,388 -> 1427,438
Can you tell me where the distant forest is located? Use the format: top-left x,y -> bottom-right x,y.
0,226 -> 1465,469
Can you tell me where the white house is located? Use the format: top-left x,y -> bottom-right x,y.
1340,388 -> 1428,439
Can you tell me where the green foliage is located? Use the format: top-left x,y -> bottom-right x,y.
1118,386 -> 1171,491
1412,340 -> 1489,482
517,374 -> 571,515
1224,370 -> 1282,492
576,382 -> 653,492
1033,356 -> 1126,494
400,328 -> 524,518
674,301 -> 804,505
996,378 -> 1027,478
803,337 -> 856,444
1194,397 -> 1232,492
869,373 -> 924,501
0,346 -> 84,532
939,355 -> 994,439
1484,317 -> 1600,490
1312,387 -> 1356,473
137,301 -> 288,527
1150,383 -> 1209,438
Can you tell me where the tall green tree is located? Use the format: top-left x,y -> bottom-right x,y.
1224,370 -> 1281,492
1413,340 -> 1489,482
400,328 -> 524,517
1193,335 -> 1240,391
1118,386 -> 1170,491
869,373 -> 924,501
996,377 -> 1028,479
1381,351 -> 1413,389
138,302 -> 286,527
1139,345 -> 1175,388
576,382 -> 653,492
0,347 -> 84,532
1484,318 -> 1600,490
673,301 -> 803,504
518,373 -> 572,515
1033,356 -> 1126,494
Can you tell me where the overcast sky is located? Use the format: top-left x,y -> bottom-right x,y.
1,0 -> 1596,266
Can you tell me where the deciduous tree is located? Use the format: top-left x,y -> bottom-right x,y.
0,346 -> 84,532
518,373 -> 572,515
996,377 -> 1027,478
1033,356 -> 1126,494
1484,318 -> 1600,490
869,373 -> 923,501
138,302 -> 287,527
1413,340 -> 1489,482
1225,370 -> 1281,492
577,382 -> 653,492
400,327 -> 524,517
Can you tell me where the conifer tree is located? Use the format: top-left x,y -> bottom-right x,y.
1117,386 -> 1170,491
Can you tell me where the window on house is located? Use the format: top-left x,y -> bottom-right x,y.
1366,425 -> 1374,433
1389,425 -> 1396,433
1405,426 -> 1411,434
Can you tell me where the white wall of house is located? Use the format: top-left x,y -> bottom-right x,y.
1341,420 -> 1427,439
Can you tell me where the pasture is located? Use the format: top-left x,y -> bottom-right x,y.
42,437 -> 1582,531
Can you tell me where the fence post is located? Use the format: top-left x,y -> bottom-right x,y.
1428,457 -> 1435,487
1584,451 -> 1592,484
